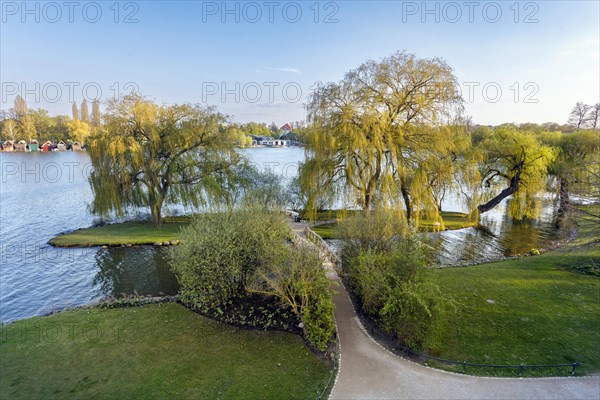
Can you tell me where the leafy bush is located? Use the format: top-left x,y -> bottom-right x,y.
338,210 -> 453,351
170,208 -> 335,352
251,246 -> 336,352
169,208 -> 290,311
337,209 -> 408,264
380,278 -> 451,351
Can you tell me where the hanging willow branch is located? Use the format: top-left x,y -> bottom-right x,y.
302,51 -> 465,222
88,93 -> 240,225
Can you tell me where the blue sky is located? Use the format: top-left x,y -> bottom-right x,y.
1,0 -> 599,125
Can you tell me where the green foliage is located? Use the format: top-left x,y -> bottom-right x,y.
88,93 -> 240,225
337,209 -> 408,261
169,208 -> 290,310
476,127 -> 556,219
171,209 -> 335,351
381,278 -> 450,351
217,162 -> 288,210
251,246 -> 336,352
541,130 -> 600,199
303,50 -> 465,221
67,119 -> 91,144
338,211 -> 453,351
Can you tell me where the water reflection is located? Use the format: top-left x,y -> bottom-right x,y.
93,247 -> 179,299
427,197 -> 566,267
0,149 -> 570,322
327,197 -> 568,268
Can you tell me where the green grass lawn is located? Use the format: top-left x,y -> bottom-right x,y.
0,303 -> 331,399
50,210 -> 474,247
48,221 -> 190,247
418,211 -> 477,232
299,209 -> 361,222
310,211 -> 476,239
428,206 -> 600,376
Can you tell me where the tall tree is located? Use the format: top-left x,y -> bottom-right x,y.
303,51 -> 463,222
72,102 -> 79,121
269,121 -> 278,133
1,119 -> 17,140
20,115 -> 37,141
14,95 -> 27,121
540,130 -> 600,216
568,102 -> 590,131
88,94 -> 240,225
30,109 -> 52,141
80,99 -> 90,124
91,100 -> 102,126
476,128 -> 556,219
588,103 -> 600,131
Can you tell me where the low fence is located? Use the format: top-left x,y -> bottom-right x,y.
304,226 -> 341,266
390,338 -> 582,377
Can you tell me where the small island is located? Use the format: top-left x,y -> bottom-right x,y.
48,220 -> 189,247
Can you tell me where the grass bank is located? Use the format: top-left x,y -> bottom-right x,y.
0,302 -> 331,399
310,210 -> 476,239
48,219 -> 190,247
50,209 -> 475,247
428,206 -> 600,376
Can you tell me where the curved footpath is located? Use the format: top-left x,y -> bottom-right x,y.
289,219 -> 600,400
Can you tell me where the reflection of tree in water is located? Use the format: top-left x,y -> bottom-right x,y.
496,198 -> 562,256
93,247 -> 179,298
429,197 -> 563,267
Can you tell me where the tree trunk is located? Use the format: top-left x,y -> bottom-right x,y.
557,176 -> 570,215
401,186 -> 412,223
477,173 -> 520,214
150,192 -> 165,226
151,202 -> 162,226
555,176 -> 571,228
363,192 -> 371,210
362,153 -> 382,210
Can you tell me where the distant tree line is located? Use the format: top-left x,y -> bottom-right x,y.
0,95 -> 102,144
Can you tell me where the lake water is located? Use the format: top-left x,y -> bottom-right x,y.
0,148 -> 562,322
0,148 -> 304,323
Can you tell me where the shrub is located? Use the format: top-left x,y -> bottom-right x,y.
169,208 -> 290,311
380,278 -> 451,351
338,210 -> 453,351
170,208 -> 336,352
337,209 -> 408,265
251,246 -> 336,352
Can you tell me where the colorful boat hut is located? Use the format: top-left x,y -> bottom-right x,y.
28,139 -> 39,152
2,140 -> 15,152
15,140 -> 27,152
41,141 -> 54,152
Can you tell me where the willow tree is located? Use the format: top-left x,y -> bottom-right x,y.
476,127 -> 556,219
303,51 -> 463,222
88,94 -> 239,225
539,130 -> 600,215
